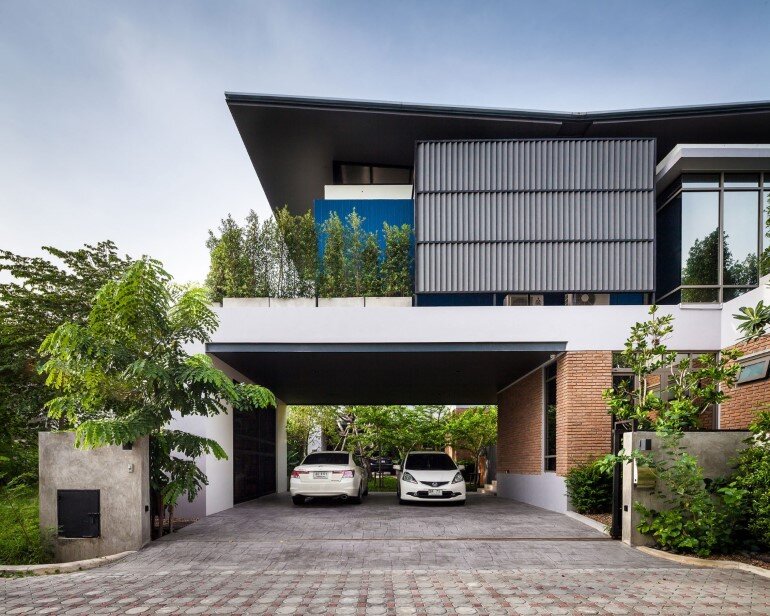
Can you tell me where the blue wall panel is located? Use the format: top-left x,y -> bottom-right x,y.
314,199 -> 414,257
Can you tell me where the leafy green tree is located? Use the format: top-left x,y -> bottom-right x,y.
286,405 -> 339,467
38,257 -> 275,513
319,212 -> 347,297
345,210 -> 366,296
205,215 -> 251,302
446,406 -> 497,486
360,233 -> 382,296
0,241 -> 132,483
681,229 -> 719,302
602,306 -> 742,556
381,223 -> 413,297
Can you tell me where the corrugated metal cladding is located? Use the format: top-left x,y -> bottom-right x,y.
414,139 -> 655,293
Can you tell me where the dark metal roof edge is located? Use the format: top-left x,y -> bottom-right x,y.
224,92 -> 770,123
207,341 -> 567,354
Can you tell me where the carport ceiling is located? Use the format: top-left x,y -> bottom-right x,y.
208,342 -> 564,405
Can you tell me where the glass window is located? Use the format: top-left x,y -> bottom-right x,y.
682,174 -> 720,189
723,288 -> 753,302
724,191 -> 759,286
338,164 -> 371,184
404,453 -> 456,471
681,288 -> 719,303
544,363 -> 557,472
371,166 -> 412,184
724,173 -> 760,188
656,196 -> 682,298
681,192 -> 719,286
302,452 -> 350,465
762,190 -> 770,277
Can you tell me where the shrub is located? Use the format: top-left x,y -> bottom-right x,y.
727,408 -> 770,551
0,478 -> 53,565
564,460 -> 612,514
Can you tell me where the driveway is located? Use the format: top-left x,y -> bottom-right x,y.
2,493 -> 769,614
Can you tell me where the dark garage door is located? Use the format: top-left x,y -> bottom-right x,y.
233,406 -> 276,504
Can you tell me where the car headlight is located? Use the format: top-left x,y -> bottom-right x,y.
401,472 -> 417,484
452,472 -> 464,484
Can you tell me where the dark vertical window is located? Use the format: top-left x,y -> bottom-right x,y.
656,172 -> 767,304
544,363 -> 557,472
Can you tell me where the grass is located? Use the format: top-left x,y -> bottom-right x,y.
0,483 -> 53,565
367,476 -> 479,494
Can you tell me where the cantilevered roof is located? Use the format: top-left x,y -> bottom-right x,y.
225,93 -> 770,216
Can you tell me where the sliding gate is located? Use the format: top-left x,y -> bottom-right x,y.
233,406 -> 277,504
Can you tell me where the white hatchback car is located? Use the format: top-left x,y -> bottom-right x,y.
396,451 -> 466,505
290,451 -> 368,505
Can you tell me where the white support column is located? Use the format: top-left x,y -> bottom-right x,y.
204,404 -> 234,515
275,399 -> 288,493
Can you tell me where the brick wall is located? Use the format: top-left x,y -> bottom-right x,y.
720,336 -> 770,429
555,351 -> 613,476
497,369 -> 543,474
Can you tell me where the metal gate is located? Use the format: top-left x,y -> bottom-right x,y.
610,419 -> 634,539
233,405 -> 277,504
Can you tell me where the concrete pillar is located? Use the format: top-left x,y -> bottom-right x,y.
204,404 -> 234,515
275,399 -> 288,493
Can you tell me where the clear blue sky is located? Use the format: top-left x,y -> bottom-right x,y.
2,0 -> 769,283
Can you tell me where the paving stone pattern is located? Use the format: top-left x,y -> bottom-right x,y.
2,494 -> 769,614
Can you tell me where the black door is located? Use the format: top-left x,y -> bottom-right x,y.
58,489 -> 100,538
233,406 -> 276,503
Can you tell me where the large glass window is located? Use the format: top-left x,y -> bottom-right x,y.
544,363 -> 557,472
657,172 -> 767,304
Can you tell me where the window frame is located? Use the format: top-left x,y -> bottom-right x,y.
543,361 -> 557,473
655,171 -> 767,304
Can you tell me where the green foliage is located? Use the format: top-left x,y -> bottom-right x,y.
381,223 -> 413,297
564,459 -> 612,514
445,406 -> 497,486
360,233 -> 382,296
286,406 -> 340,468
0,478 -> 53,565
319,212 -> 347,297
602,306 -> 741,435
606,305 -> 743,556
0,241 -> 131,484
368,475 -> 398,492
206,207 -> 318,301
725,408 -> 770,550
635,438 -> 736,557
734,301 -> 770,343
39,257 -> 275,506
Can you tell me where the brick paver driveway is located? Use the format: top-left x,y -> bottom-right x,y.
2,493 -> 769,614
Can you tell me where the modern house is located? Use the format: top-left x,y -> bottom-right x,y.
175,94 -> 770,517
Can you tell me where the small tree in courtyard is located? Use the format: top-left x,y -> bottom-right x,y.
447,406 -> 497,486
39,257 -> 275,531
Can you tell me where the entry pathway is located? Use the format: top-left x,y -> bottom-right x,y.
2,494 -> 769,614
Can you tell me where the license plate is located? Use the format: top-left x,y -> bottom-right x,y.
313,472 -> 328,479
428,489 -> 442,496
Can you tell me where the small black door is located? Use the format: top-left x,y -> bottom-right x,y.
233,406 -> 276,503
57,489 -> 100,538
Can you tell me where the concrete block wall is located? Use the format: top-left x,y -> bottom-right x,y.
39,432 -> 150,562
622,430 -> 750,546
720,336 -> 770,429
555,351 -> 614,476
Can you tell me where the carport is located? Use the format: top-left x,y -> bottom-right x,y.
207,341 -> 563,405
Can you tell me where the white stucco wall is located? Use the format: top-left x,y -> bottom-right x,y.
496,472 -> 568,513
210,304 -> 723,352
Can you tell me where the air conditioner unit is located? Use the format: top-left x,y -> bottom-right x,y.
503,294 -> 529,306
565,293 -> 610,306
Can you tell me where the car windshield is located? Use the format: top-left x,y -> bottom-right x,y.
404,453 -> 456,471
303,453 -> 349,465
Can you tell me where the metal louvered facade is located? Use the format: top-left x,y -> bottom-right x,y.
414,139 -> 655,294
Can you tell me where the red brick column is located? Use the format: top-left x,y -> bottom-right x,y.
720,336 -> 770,429
555,351 -> 613,476
497,369 -> 543,474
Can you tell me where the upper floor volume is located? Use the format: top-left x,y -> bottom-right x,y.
225,93 -> 770,306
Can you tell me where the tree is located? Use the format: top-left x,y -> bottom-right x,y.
286,405 -> 339,467
360,233 -> 382,296
38,257 -> 275,522
205,215 -> 251,302
381,223 -> 413,297
446,406 -> 498,486
602,306 -> 742,556
681,229 -> 719,302
0,241 -> 132,482
319,212 -> 347,297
